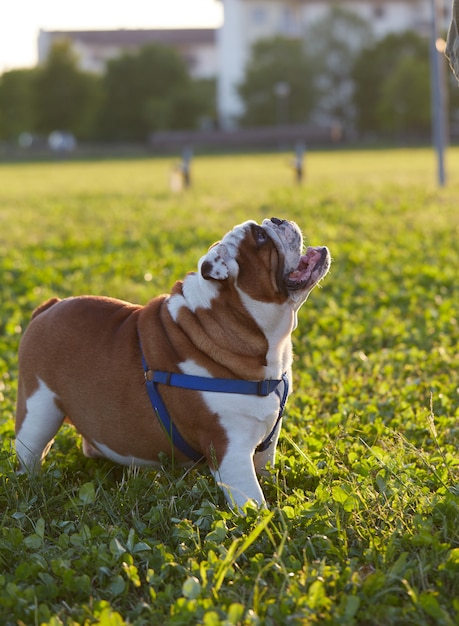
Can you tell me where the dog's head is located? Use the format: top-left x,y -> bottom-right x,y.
199,218 -> 330,312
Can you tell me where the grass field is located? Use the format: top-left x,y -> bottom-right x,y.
1,148 -> 459,625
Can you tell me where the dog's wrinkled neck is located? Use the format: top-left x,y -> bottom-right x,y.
164,276 -> 270,380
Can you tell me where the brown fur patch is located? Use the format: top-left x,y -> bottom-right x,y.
236,229 -> 288,304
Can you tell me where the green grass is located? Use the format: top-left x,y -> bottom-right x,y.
1,148 -> 459,625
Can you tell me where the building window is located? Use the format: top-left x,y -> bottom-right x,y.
251,7 -> 267,25
280,7 -> 298,36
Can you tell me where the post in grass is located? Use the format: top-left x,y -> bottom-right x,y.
292,142 -> 305,184
170,146 -> 193,192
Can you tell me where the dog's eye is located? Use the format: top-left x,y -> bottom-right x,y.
252,226 -> 268,247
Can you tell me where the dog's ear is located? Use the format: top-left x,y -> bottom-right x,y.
200,243 -> 230,281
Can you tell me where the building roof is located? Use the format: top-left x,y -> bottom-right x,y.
42,28 -> 216,47
215,0 -> 421,3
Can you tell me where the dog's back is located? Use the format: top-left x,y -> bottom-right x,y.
31,297 -> 60,320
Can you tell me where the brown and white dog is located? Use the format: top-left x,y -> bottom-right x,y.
15,218 -> 330,509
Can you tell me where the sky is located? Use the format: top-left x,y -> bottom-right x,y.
0,0 -> 224,73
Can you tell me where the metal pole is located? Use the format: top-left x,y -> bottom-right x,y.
429,0 -> 447,186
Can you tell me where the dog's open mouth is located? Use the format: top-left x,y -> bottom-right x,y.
285,246 -> 330,291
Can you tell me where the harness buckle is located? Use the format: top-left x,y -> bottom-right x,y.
257,380 -> 270,396
155,371 -> 172,386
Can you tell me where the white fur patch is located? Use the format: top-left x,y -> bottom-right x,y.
237,290 -> 294,380
16,378 -> 64,471
167,272 -> 220,321
199,220 -> 256,281
212,440 -> 265,507
199,246 -> 230,280
89,441 -> 158,467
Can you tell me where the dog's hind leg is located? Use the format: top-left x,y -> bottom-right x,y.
82,438 -> 105,459
15,378 -> 65,473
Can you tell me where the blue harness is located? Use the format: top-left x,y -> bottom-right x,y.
141,350 -> 289,462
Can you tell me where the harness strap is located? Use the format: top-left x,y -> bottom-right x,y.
141,350 -> 289,462
143,367 -> 204,462
255,372 -> 289,453
148,369 -> 283,396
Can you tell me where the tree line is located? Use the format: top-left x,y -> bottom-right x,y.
0,7 -> 456,144
0,41 -> 215,143
238,7 -> 458,139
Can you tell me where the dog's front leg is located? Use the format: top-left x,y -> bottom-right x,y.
253,422 -> 282,475
211,448 -> 265,511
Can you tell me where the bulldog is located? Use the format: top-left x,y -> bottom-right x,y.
15,217 -> 330,509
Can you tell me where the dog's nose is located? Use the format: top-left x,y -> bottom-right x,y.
270,217 -> 285,226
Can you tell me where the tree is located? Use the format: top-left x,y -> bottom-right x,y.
33,41 -> 101,138
0,69 -> 37,140
352,31 -> 429,136
98,44 -> 207,141
306,6 -> 373,129
378,55 -> 431,136
237,37 -> 318,127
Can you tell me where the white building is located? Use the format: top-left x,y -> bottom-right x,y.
216,0 -> 449,128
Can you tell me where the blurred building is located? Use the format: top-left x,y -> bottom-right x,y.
38,28 -> 216,79
217,0 -> 449,127
38,0 -> 450,129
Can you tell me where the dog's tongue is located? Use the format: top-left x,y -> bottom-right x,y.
288,256 -> 310,282
287,247 -> 325,286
